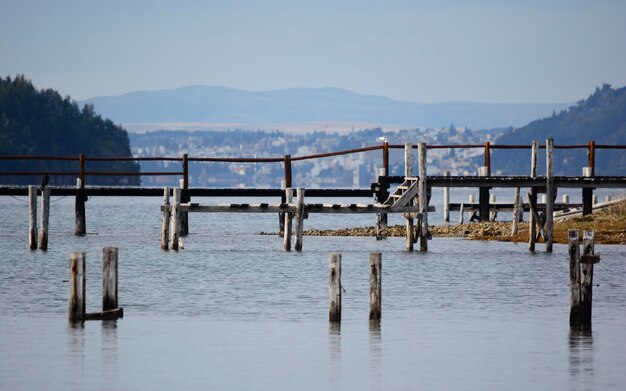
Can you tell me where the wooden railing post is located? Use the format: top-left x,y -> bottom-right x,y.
484,141 -> 491,176
383,140 -> 389,176
588,140 -> 595,177
284,155 -> 292,189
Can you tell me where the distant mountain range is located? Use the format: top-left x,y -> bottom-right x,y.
82,86 -> 570,130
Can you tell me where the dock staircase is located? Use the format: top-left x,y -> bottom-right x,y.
382,177 -> 419,207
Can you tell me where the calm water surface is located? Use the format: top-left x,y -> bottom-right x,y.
0,195 -> 625,390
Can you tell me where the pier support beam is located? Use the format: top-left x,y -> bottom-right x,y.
443,171 -> 450,222
528,140 -> 539,252
418,143 -> 428,251
160,187 -> 170,250
404,143 -> 414,252
582,167 -> 593,216
294,188 -> 305,252
545,138 -> 555,252
38,187 -> 50,250
169,187 -> 181,251
283,188 -> 293,251
28,185 -> 38,250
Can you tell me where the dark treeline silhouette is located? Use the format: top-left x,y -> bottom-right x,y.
0,75 -> 139,185
490,84 -> 626,176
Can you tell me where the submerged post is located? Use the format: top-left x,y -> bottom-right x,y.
69,252 -> 86,323
161,187 -> 170,250
443,170 -> 450,222
418,142 -> 428,251
169,187 -> 181,251
283,188 -> 293,251
294,188 -> 305,252
369,252 -> 382,320
38,187 -> 50,250
545,138 -> 555,252
329,253 -> 342,323
28,185 -> 38,250
102,247 -> 118,312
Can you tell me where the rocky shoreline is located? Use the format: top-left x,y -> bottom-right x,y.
299,200 -> 626,245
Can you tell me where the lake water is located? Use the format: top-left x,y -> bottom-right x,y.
1,193 -> 625,390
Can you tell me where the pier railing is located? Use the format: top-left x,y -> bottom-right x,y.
1,141 -> 624,188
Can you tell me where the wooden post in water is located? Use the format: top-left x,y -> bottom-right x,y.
38,187 -> 50,250
69,252 -> 86,323
568,229 -> 581,328
169,187 -> 181,251
369,252 -> 382,320
329,253 -> 342,323
160,187 -> 170,250
294,188 -> 305,252
418,143 -> 428,252
404,143 -> 414,252
528,140 -> 538,252
75,154 -> 86,236
283,188 -> 293,251
459,203 -> 465,224
443,171 -> 450,223
545,138 -> 555,252
102,247 -> 118,312
580,230 -> 598,331
28,185 -> 38,250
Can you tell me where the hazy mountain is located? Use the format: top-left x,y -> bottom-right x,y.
82,86 -> 570,130
490,84 -> 626,175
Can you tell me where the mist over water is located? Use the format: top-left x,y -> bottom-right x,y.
1,194 -> 625,390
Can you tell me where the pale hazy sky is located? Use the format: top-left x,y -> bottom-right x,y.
1,0 -> 625,103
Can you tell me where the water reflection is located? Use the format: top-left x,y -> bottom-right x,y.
67,321 -> 85,378
101,320 -> 118,368
369,319 -> 382,386
328,322 -> 341,382
569,329 -> 594,389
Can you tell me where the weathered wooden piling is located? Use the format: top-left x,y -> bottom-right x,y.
283,188 -> 293,251
169,187 -> 181,251
329,253 -> 342,323
545,138 -> 555,252
160,187 -> 170,250
75,157 -> 87,235
568,229 -> 581,328
278,180 -> 286,235
28,185 -> 38,250
580,231 -> 598,331
528,140 -> 539,252
443,170 -> 450,222
562,194 -> 570,204
418,143 -> 428,251
38,187 -> 50,250
582,167 -> 593,215
369,252 -> 382,320
69,252 -> 86,323
478,166 -> 490,222
405,143 -> 414,252
459,203 -> 465,224
294,188 -> 305,252
102,247 -> 118,312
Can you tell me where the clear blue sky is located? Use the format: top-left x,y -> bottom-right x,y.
1,0 -> 625,103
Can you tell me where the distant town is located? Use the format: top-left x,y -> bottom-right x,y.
130,126 -> 501,188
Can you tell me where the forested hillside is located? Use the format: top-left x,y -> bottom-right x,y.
491,84 -> 626,175
0,76 -> 139,185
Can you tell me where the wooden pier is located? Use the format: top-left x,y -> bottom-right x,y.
2,139 -> 625,253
